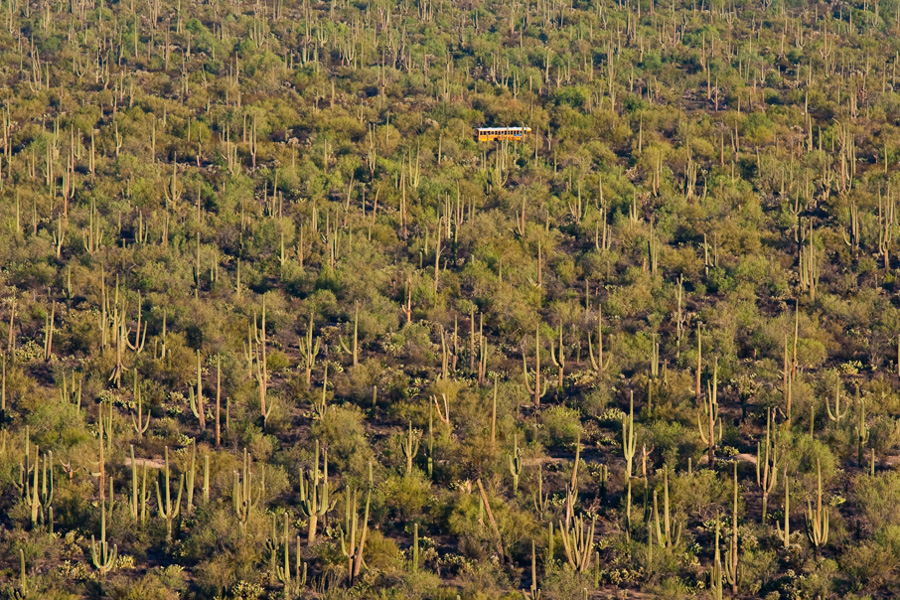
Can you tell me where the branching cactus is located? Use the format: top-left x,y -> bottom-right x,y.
155,447 -> 184,544
548,324 -> 566,389
697,358 -> 721,467
338,304 -> 359,367
805,459 -> 829,557
131,370 -> 150,437
129,445 -> 150,526
298,441 -> 333,544
756,408 -> 778,524
38,451 -> 53,530
275,514 -> 307,598
340,486 -> 372,584
622,391 -> 637,478
189,351 -> 206,430
23,444 -> 42,528
313,363 -> 329,420
776,473 -> 791,550
91,497 -> 117,578
233,448 -> 260,535
401,420 -> 420,478
508,434 -> 523,496
559,514 -> 596,573
652,465 -> 682,549
522,328 -> 549,407
14,549 -> 27,600
298,313 -> 320,389
825,379 -> 849,425
710,515 -> 724,600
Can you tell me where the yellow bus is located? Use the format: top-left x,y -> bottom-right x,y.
476,126 -> 532,142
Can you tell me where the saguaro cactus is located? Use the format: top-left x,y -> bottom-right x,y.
340,486 -> 372,584
401,420 -> 420,478
825,379 -> 849,425
298,441 -> 333,544
155,447 -> 184,544
805,459 -> 829,557
91,498 -> 117,578
129,445 -> 150,526
298,313 -> 320,389
508,434 -> 523,496
756,408 -> 778,524
548,324 -> 566,389
653,465 -> 682,549
622,391 -> 637,478
131,370 -> 151,437
233,448 -> 260,535
523,328 -> 549,407
559,514 -> 596,573
697,358 -> 721,467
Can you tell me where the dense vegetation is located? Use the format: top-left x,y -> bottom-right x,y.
3,0 -> 900,597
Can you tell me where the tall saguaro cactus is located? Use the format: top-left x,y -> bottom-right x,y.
756,408 -> 778,524
233,448 -> 260,535
91,498 -> 117,578
155,447 -> 184,544
523,328 -> 549,407
622,391 -> 637,478
298,441 -> 333,544
805,459 -> 829,557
